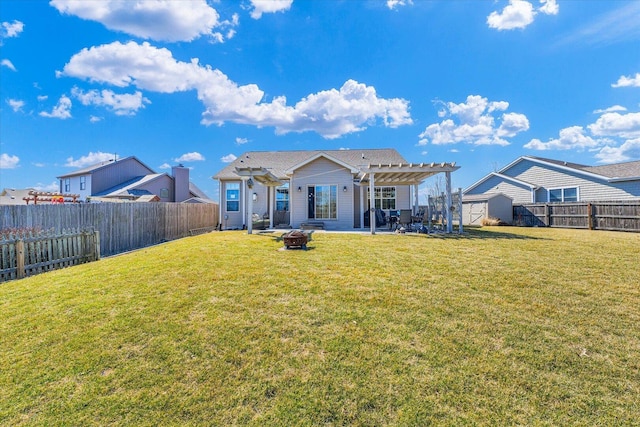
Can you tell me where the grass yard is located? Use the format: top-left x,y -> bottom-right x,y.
1,227 -> 639,425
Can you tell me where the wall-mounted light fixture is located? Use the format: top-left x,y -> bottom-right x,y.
343,185 -> 348,192
297,186 -> 302,192
252,192 -> 257,202
247,178 -> 254,189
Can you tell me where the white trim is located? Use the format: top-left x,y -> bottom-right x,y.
547,186 -> 579,203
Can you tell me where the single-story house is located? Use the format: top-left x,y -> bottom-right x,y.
213,149 -> 459,233
461,193 -> 513,226
464,156 -> 640,204
57,156 -> 210,203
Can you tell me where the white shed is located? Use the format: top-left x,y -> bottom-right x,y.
462,193 -> 513,226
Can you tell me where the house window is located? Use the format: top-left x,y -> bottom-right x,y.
160,188 -> 169,198
549,187 -> 578,202
367,186 -> 396,210
226,182 -> 240,212
276,184 -> 289,211
80,176 -> 86,191
308,185 -> 337,220
64,178 -> 70,192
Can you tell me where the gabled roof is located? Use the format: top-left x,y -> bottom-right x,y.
285,152 -> 360,175
464,172 -> 537,194
57,156 -> 155,178
94,173 -> 166,198
213,149 -> 407,180
516,156 -> 640,182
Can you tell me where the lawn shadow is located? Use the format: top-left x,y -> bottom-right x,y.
413,227 -> 550,240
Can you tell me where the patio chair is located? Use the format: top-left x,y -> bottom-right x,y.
398,209 -> 412,230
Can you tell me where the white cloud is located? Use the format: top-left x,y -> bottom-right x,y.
89,115 -> 102,123
487,0 -> 535,31
556,2 -> 640,47
387,0 -> 413,10
593,105 -> 627,114
65,151 -> 116,168
588,112 -> 640,139
612,73 -> 640,88
0,153 -> 20,169
33,181 -> 60,192
49,0 -> 234,43
175,152 -> 205,162
249,0 -> 293,19
7,98 -> 25,112
60,41 -> 412,139
1,20 -> 24,43
1,59 -> 16,71
418,95 -> 528,146
235,137 -> 249,145
524,126 -> 603,151
158,163 -> 171,170
539,0 -> 558,15
595,138 -> 640,164
37,95 -> 49,102
71,87 -> 150,116
39,95 -> 72,119
221,154 -> 237,163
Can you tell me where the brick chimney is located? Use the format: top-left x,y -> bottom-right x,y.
172,164 -> 190,202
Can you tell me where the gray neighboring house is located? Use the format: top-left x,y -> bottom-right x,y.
213,148 -> 459,232
464,156 -> 640,204
57,156 -> 209,202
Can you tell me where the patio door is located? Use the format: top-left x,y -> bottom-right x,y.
274,184 -> 290,226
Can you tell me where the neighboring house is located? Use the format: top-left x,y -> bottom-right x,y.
56,156 -> 209,203
0,188 -> 36,205
464,156 -> 640,205
213,149 -> 459,232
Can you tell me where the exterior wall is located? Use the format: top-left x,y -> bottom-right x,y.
290,157 -> 354,230
91,158 -> 155,195
466,175 -> 533,204
62,174 -> 92,200
506,160 -> 640,202
487,195 -> 513,224
172,166 -> 190,202
136,175 -> 174,202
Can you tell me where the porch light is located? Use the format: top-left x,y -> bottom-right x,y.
247,178 -> 254,189
343,185 -> 348,192
297,186 -> 302,192
252,192 -> 257,202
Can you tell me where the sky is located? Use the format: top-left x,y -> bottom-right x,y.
1,0 -> 639,201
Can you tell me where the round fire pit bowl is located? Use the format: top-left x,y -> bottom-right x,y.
283,230 -> 308,249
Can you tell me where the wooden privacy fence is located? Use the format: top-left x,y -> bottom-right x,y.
0,202 -> 219,257
0,229 -> 100,282
513,201 -> 640,232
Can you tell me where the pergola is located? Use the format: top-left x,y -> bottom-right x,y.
359,162 -> 460,234
233,167 -> 283,234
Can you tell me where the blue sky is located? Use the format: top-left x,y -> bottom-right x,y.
1,0 -> 639,200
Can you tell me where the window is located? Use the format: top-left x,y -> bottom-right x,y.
160,188 -> 169,198
64,178 -> 70,192
549,187 -> 578,202
226,182 -> 240,212
276,184 -> 289,211
367,186 -> 396,210
308,185 -> 337,220
80,176 -> 86,191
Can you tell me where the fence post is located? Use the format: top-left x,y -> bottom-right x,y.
544,204 -> 550,227
587,203 -> 594,230
16,240 -> 25,279
94,231 -> 101,260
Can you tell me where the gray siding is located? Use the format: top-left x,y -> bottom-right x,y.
291,157 -> 354,230
507,160 -> 640,202
91,158 -> 155,194
466,175 -> 533,204
136,175 -> 174,202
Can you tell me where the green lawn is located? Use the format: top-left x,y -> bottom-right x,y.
1,227 -> 639,425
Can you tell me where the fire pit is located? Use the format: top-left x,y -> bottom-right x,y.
283,230 -> 308,249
